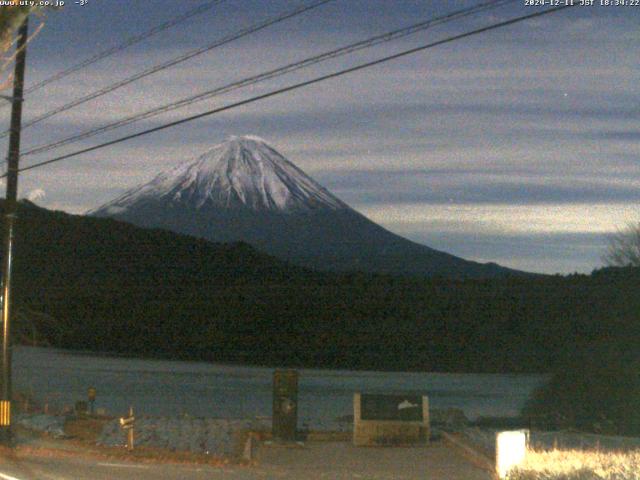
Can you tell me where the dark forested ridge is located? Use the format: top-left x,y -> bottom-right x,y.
4,200 -> 639,373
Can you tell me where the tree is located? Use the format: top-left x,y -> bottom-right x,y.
0,6 -> 31,91
0,6 -> 32,46
523,345 -> 640,435
0,5 -> 45,92
603,222 -> 640,267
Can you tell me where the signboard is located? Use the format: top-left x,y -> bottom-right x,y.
353,392 -> 429,446
360,394 -> 423,422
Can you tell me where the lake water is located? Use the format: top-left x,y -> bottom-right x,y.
13,346 -> 545,429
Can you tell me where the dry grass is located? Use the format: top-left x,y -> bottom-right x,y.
14,423 -> 234,467
64,416 -> 112,443
508,448 -> 640,480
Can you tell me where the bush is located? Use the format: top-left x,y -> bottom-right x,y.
523,345 -> 640,436
508,449 -> 640,480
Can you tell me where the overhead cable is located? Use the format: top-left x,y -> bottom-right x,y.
0,0 -> 336,138
0,0 -> 226,110
4,4 -> 575,179
22,0 -> 515,158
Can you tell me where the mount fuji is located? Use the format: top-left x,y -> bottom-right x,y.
89,136 -> 518,277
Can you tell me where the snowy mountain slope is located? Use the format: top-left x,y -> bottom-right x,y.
91,136 -> 347,215
89,136 -> 521,278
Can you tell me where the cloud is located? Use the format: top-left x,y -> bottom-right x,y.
358,202 -> 637,236
402,231 -> 608,274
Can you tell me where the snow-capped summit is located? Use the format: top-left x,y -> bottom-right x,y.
91,136 -> 347,216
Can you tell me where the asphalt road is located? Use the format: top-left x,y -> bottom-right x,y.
1,456 -> 256,480
255,441 -> 494,480
0,441 -> 493,480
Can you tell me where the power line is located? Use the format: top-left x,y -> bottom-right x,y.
22,0 -> 515,158
0,0 -> 226,110
0,0 -> 335,139
3,4 -> 575,179
12,4 -> 573,175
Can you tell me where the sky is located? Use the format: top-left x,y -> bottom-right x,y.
0,0 -> 638,274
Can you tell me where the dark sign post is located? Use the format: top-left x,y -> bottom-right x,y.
88,387 -> 96,415
119,406 -> 135,451
272,370 -> 298,441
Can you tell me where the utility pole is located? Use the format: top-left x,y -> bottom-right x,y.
0,17 -> 29,446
